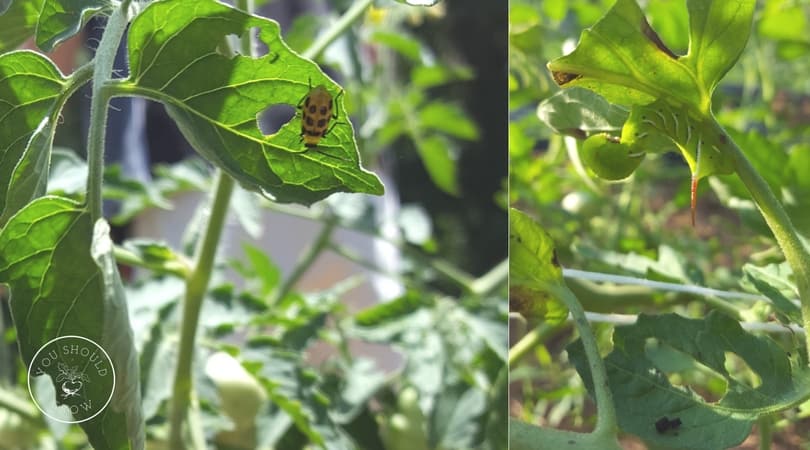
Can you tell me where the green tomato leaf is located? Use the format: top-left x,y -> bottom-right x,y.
432,385 -> 487,449
548,0 -> 754,113
325,358 -> 387,423
418,102 -> 479,141
741,263 -> 801,325
102,164 -> 173,226
681,0 -> 756,99
0,0 -> 39,53
121,239 -> 188,277
354,291 -> 431,326
0,51 -> 67,226
123,0 -> 384,206
1,197 -> 143,450
509,208 -> 567,325
36,0 -> 109,52
547,0 -> 696,107
371,31 -> 422,62
536,88 -> 629,137
245,344 -> 351,448
569,311 -> 810,450
416,134 -> 459,196
231,243 -> 281,298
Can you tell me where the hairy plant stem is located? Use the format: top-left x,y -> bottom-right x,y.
510,283 -> 621,449
86,0 -> 132,221
303,0 -> 373,60
169,170 -> 235,449
709,118 -> 810,358
552,283 -> 617,435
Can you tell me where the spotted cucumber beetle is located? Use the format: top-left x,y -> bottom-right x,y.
298,78 -> 343,148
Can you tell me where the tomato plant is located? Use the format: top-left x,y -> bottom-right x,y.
511,0 -> 810,449
0,0 -> 507,449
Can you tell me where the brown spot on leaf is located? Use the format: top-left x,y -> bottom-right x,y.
640,18 -> 677,59
551,71 -> 581,86
509,286 -> 532,314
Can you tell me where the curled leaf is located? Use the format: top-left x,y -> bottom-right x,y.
509,209 -> 567,324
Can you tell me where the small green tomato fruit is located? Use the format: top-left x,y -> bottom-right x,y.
581,133 -> 644,180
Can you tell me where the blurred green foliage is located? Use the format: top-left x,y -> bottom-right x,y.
510,0 -> 810,444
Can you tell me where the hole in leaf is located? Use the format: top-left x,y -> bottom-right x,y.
724,352 -> 762,390
258,104 -> 296,136
644,338 -> 727,403
217,28 -> 265,58
216,34 -> 241,59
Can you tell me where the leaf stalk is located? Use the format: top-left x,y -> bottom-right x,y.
710,118 -> 810,359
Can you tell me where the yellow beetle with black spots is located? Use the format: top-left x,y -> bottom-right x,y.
298,79 -> 343,148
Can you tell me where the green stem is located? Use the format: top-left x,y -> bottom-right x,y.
168,2 -> 254,444
66,60 -> 94,88
333,317 -> 355,364
550,283 -> 618,435
270,218 -> 337,304
302,0 -> 373,60
510,418 -> 622,450
711,118 -> 810,359
86,0 -> 132,221
508,322 -> 567,368
168,162 -> 235,450
757,415 -> 772,450
470,259 -> 508,297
